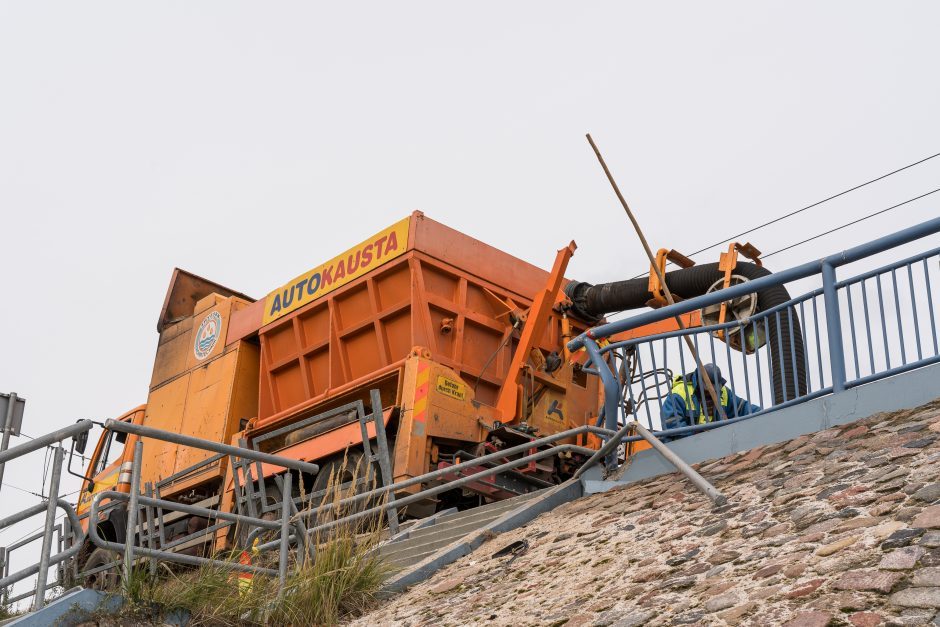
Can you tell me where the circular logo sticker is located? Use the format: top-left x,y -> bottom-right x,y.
193,311 -> 222,361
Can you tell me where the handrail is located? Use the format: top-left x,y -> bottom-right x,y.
1,416 -> 320,609
256,442 -> 594,551
268,420 -> 722,549
568,215 -> 940,440
590,291 -> 819,358
0,420 -> 89,611
0,420 -> 92,464
834,244 -> 940,289
0,498 -> 85,591
3,401 -> 623,611
298,423 -> 613,521
87,489 -> 282,578
105,419 -> 320,475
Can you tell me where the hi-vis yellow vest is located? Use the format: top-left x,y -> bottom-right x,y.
671,377 -> 729,424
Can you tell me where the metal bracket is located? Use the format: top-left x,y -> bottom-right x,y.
716,242 -> 762,331
647,248 -> 695,308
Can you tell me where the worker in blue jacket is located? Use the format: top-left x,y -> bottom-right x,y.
660,363 -> 760,432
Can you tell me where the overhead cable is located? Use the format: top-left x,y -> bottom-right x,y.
627,150 -> 940,279
0,513 -> 66,546
603,187 -> 939,322
5,483 -> 45,499
686,150 -> 940,258
762,187 -> 940,259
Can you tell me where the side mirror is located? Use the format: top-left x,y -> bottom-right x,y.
67,426 -> 96,488
73,429 -> 89,455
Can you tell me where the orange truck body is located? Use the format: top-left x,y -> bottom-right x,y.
238,214 -> 598,486
77,212 -> 609,551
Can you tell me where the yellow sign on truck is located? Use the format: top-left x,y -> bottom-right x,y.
262,216 -> 411,325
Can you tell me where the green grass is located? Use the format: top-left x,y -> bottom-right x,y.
0,603 -> 19,621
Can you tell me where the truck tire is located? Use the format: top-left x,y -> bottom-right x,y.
82,547 -> 121,591
309,451 -> 380,530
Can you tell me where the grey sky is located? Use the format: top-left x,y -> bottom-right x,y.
2,2 -> 939,600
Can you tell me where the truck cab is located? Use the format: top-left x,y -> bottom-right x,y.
75,406 -> 145,528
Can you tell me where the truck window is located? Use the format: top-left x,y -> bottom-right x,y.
94,430 -> 127,476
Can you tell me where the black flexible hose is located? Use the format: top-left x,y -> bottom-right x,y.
565,262 -> 807,405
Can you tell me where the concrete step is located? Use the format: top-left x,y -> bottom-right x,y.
379,490 -> 544,573
387,548 -> 439,572
383,535 -> 467,567
432,491 -> 541,526
380,515 -> 502,564
391,494 -> 538,546
382,491 -> 541,552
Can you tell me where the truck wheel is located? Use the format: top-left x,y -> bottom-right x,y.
309,451 -> 380,529
82,547 -> 121,591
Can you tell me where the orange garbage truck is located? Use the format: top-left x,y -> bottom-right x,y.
71,211 -> 611,576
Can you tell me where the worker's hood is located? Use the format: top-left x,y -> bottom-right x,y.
687,366 -> 726,390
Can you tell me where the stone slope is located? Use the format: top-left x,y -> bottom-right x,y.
354,398 -> 940,627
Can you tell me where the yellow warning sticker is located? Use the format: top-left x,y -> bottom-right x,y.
436,376 -> 466,401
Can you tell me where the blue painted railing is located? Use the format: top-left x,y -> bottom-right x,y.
567,216 -> 940,441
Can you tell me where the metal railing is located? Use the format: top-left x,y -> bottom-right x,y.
1,390 -> 619,611
234,389 -> 400,536
271,423 -> 619,548
0,420 -> 92,611
0,523 -> 62,606
568,216 -> 940,441
0,415 -> 319,609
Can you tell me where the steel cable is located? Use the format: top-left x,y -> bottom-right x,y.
762,187 -> 940,259
627,151 -> 940,279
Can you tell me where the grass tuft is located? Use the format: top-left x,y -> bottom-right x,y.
0,603 -> 19,621
120,451 -> 390,625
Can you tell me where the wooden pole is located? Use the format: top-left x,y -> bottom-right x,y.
586,133 -> 729,422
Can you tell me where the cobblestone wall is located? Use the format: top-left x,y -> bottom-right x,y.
356,398 -> 940,626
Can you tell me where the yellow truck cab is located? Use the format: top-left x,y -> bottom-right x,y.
76,407 -> 144,523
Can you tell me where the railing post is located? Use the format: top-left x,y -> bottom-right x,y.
285,492 -> 308,566
583,339 -> 623,466
370,389 -> 398,535
55,524 -> 63,587
123,440 -> 143,586
0,392 -> 18,494
144,482 -> 157,577
822,261 -> 847,392
0,546 -> 8,606
33,445 -> 63,610
62,515 -> 72,586
583,339 -> 621,434
277,471 -> 291,601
